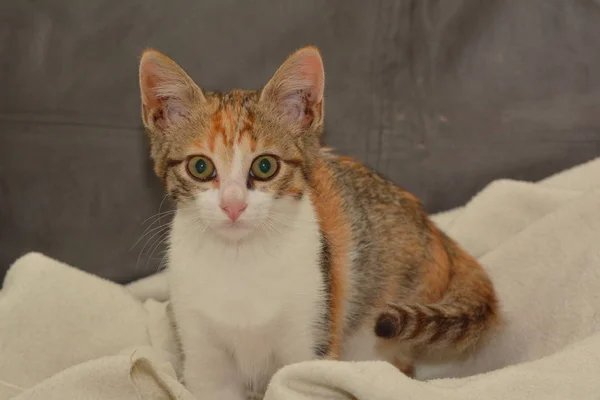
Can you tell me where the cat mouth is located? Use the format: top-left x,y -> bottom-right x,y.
214,220 -> 255,240
218,220 -> 252,230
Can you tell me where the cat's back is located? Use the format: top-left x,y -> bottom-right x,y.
314,149 -> 425,230
308,150 -> 430,331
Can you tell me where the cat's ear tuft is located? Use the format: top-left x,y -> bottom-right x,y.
260,46 -> 325,129
139,49 -> 205,133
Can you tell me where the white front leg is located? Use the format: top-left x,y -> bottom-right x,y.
275,320 -> 319,367
180,325 -> 245,400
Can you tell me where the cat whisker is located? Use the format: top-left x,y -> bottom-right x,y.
135,225 -> 171,270
139,211 -> 177,233
156,251 -> 171,273
255,220 -> 269,238
130,222 -> 173,251
138,194 -> 175,227
157,255 -> 168,273
144,230 -> 172,270
140,204 -> 201,230
135,204 -> 209,251
140,209 -> 176,226
260,238 -> 279,260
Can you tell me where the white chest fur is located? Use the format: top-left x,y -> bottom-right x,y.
168,197 -> 325,397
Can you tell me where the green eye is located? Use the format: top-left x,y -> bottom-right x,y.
187,156 -> 216,181
250,155 -> 279,181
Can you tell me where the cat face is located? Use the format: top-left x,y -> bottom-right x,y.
138,47 -> 325,241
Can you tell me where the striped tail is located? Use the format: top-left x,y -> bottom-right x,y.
375,238 -> 500,353
374,299 -> 498,353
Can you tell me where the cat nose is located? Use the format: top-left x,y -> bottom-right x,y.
220,201 -> 247,222
219,180 -> 248,222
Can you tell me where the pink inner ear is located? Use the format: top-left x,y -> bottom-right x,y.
140,57 -> 165,109
139,52 -> 200,129
272,48 -> 324,125
141,74 -> 160,108
282,92 -> 306,121
140,62 -> 169,127
298,51 -> 324,103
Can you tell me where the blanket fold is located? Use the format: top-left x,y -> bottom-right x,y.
0,253 -> 190,399
2,157 -> 600,399
267,334 -> 600,400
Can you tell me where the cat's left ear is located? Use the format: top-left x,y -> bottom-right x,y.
260,46 -> 325,130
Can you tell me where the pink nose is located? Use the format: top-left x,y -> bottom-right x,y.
220,202 -> 247,222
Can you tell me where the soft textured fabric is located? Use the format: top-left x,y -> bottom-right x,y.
0,253 -> 187,399
2,157 -> 600,399
2,0 -> 600,283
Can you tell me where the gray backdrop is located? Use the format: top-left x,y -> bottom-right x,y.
1,0 -> 599,283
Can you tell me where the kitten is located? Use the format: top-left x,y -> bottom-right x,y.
138,46 -> 500,399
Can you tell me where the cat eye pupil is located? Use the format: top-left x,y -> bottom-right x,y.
195,159 -> 207,174
250,155 -> 279,181
259,158 -> 271,174
186,156 -> 215,181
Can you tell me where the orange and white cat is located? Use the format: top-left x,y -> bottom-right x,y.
138,46 -> 500,399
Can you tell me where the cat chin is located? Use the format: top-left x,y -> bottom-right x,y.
212,220 -> 257,242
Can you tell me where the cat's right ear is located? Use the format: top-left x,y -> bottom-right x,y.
139,50 -> 205,134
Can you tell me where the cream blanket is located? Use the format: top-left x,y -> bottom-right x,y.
2,157 -> 600,399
